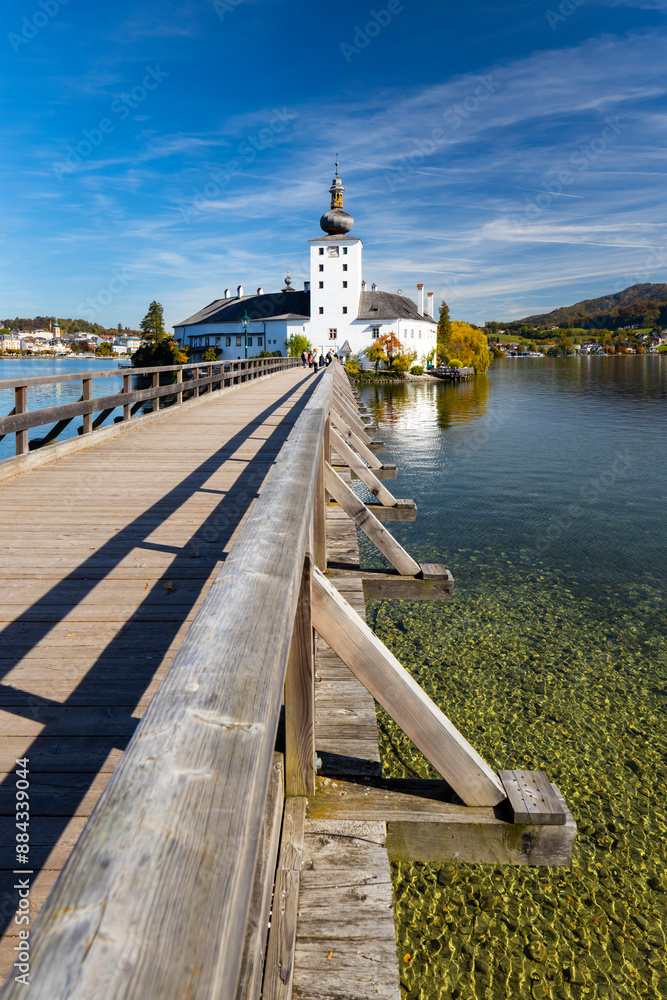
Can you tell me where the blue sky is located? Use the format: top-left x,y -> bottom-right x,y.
1,0 -> 666,330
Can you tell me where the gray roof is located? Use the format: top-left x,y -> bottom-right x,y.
357,291 -> 436,324
175,290 -> 310,328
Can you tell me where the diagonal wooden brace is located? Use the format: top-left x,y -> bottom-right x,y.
330,411 -> 385,470
330,428 -> 398,507
312,568 -> 506,808
332,392 -> 373,445
325,461 -> 420,577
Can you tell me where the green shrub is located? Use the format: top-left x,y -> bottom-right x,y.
410,365 -> 424,375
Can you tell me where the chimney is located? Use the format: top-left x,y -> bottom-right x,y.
304,281 -> 310,291
371,282 -> 378,291
361,280 -> 367,291
224,288 -> 230,299
417,283 -> 425,315
427,291 -> 434,319
237,285 -> 244,298
257,287 -> 264,295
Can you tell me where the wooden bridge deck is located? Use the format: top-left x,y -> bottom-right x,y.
0,367 -> 319,976
0,367 -> 401,997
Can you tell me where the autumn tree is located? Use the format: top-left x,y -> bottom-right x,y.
363,341 -> 388,372
442,321 -> 491,373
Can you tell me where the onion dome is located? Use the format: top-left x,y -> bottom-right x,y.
320,160 -> 353,236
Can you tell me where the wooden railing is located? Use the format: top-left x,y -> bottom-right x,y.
0,356 -> 299,457
0,363 -> 575,1000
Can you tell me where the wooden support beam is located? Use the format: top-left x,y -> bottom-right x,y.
123,374 -> 131,421
325,462 -> 420,577
262,798 -> 306,1000
311,567 -> 506,808
326,566 -> 454,600
306,778 -> 576,867
367,502 -> 417,523
175,369 -> 183,408
331,392 -> 373,445
313,439 -> 326,572
82,378 -> 92,435
330,411 -> 385,470
236,754 -> 284,1000
152,372 -> 160,412
285,557 -> 316,797
330,428 -> 397,507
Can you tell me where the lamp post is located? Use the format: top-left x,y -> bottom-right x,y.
243,310 -> 249,360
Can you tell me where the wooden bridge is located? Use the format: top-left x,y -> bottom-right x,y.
0,359 -> 575,999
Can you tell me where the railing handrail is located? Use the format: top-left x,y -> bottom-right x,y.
0,356 -> 291,390
0,365 -> 334,1000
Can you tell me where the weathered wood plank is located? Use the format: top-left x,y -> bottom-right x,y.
285,557 -> 316,797
262,798 -> 307,1000
330,428 -> 397,507
499,769 -> 567,825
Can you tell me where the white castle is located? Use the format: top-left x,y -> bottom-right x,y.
174,166 -> 438,368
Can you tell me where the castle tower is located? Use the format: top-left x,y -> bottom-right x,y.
308,163 -> 363,349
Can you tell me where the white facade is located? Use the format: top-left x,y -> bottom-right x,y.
308,235 -> 363,351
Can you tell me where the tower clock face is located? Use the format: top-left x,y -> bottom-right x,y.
327,246 -> 340,257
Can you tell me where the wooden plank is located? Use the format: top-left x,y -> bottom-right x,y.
237,753 -> 285,1000
499,769 -> 567,825
324,463 -> 420,578
0,367 -> 335,1000
326,566 -> 454,600
331,394 -> 372,445
306,778 -> 576,867
311,567 -> 506,808
330,429 -> 396,507
285,557 -> 316,797
262,798 -> 306,1000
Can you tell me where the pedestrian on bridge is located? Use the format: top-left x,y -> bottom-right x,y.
301,349 -> 308,368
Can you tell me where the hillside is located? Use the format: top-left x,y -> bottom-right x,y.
0,317 -> 141,338
518,283 -> 667,331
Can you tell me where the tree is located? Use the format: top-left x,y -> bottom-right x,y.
437,301 -> 451,360
140,301 -> 167,343
203,347 -> 220,361
391,349 -> 418,375
377,332 -> 401,366
285,333 -> 311,357
96,342 -> 113,356
364,341 -> 388,372
441,320 -> 491,373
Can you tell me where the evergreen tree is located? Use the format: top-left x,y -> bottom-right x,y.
437,300 -> 451,360
140,301 -> 167,342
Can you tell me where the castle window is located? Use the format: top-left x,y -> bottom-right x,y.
342,307 -> 348,314
343,248 -> 348,255
319,307 -> 324,315
248,337 -> 253,347
342,281 -> 347,288
372,327 -> 380,339
319,248 -> 324,255
215,337 -> 220,346
236,337 -> 242,346
319,264 -> 324,272
329,329 -> 337,339
342,264 -> 348,272
225,337 -> 231,347
258,337 -> 263,346
319,281 -> 324,289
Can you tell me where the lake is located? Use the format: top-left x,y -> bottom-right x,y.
358,356 -> 666,1000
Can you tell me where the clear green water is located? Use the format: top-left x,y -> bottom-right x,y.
358,357 -> 667,1000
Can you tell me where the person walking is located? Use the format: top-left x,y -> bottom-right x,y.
325,350 -> 334,366
310,348 -> 319,372
318,352 -> 325,368
301,348 -> 308,368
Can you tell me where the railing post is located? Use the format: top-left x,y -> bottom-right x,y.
14,386 -> 28,455
176,369 -> 183,406
152,372 -> 160,412
193,366 -> 200,398
123,374 -> 131,421
323,413 -> 331,504
313,423 -> 327,572
285,553 -> 316,797
82,378 -> 92,435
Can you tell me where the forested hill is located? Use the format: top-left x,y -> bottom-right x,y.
519,283 -> 667,330
1,317 -> 141,337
